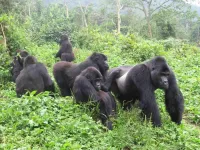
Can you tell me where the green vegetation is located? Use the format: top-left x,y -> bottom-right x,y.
0,0 -> 200,149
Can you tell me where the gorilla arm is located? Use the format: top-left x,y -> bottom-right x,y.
55,49 -> 62,58
164,71 -> 184,124
133,64 -> 161,127
101,69 -> 121,92
98,91 -> 116,130
73,76 -> 101,103
37,63 -> 55,92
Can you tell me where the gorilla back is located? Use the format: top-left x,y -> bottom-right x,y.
16,56 -> 55,97
109,56 -> 184,127
53,52 -> 109,96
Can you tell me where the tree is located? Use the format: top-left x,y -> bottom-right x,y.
79,2 -> 89,28
122,0 -> 186,38
116,0 -> 123,34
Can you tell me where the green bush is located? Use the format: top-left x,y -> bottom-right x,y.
30,4 -> 77,45
1,21 -> 200,149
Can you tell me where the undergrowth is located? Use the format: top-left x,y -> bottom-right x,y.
0,31 -> 200,149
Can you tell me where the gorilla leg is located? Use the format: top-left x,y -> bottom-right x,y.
59,82 -> 71,96
99,91 -> 116,130
139,92 -> 161,127
54,73 -> 71,96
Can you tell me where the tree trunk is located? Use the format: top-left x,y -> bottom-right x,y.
147,18 -> 152,38
0,24 -> 7,48
116,0 -> 121,34
79,2 -> 88,28
64,0 -> 69,18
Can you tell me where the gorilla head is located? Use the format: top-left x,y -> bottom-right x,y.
89,52 -> 109,76
79,67 -> 103,91
10,50 -> 29,82
23,55 -> 37,68
146,56 -> 170,90
16,50 -> 29,65
59,34 -> 69,45
19,50 -> 29,57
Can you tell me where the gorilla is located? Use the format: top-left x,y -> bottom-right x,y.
10,50 -> 29,82
16,50 -> 29,58
53,52 -> 120,96
55,35 -> 75,62
16,56 -> 55,97
108,56 -> 184,127
61,52 -> 75,62
11,56 -> 23,82
73,67 -> 117,130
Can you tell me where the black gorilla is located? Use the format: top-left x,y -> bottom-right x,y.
108,56 -> 184,127
61,52 -> 75,62
16,56 -> 55,97
73,67 -> 117,130
53,52 -> 119,96
55,35 -> 75,62
10,50 -> 29,82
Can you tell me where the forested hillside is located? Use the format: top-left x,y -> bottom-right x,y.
0,0 -> 200,149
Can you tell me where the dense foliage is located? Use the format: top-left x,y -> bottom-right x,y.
0,0 -> 200,149
1,27 -> 200,149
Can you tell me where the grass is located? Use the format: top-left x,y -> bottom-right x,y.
0,42 -> 200,149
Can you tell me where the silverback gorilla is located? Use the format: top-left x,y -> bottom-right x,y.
73,67 -> 117,130
53,52 -> 120,96
108,56 -> 184,127
16,56 -> 55,97
10,50 -> 29,82
55,35 -> 75,62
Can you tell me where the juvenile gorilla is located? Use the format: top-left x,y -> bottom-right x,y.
108,56 -> 184,127
55,35 -> 75,62
16,56 -> 55,97
61,52 -> 75,62
53,52 -> 119,96
10,50 -> 29,82
73,67 -> 117,130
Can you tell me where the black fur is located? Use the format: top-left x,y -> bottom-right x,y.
53,52 -> 119,96
72,67 -> 117,130
10,50 -> 29,82
61,52 -> 75,62
55,35 -> 75,62
16,56 -> 55,97
10,56 -> 23,82
109,56 -> 184,127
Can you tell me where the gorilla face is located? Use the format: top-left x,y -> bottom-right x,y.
151,65 -> 170,90
17,50 -> 29,66
90,53 -> 109,74
97,54 -> 109,72
59,35 -> 68,44
93,78 -> 102,91
81,66 -> 103,91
